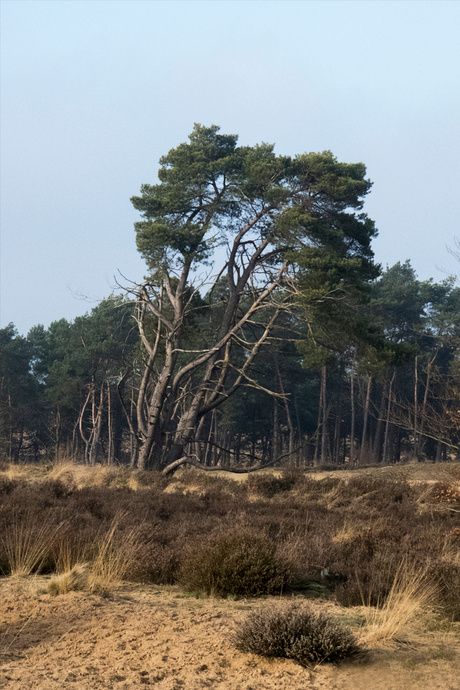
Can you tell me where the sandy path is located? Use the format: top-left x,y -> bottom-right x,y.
1,579 -> 459,690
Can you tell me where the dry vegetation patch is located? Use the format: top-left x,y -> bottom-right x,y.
0,461 -> 459,687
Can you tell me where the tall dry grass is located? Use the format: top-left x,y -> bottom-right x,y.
1,514 -> 64,577
360,563 -> 436,646
47,516 -> 142,596
86,518 -> 142,594
47,460 -> 125,490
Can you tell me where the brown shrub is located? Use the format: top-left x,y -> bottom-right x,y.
247,472 -> 300,498
178,528 -> 291,597
233,603 -> 362,666
428,562 -> 460,621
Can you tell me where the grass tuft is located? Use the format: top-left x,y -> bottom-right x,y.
360,563 -> 436,646
86,518 -> 142,595
47,563 -> 89,595
1,514 -> 64,577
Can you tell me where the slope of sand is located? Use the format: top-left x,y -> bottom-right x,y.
1,578 -> 459,690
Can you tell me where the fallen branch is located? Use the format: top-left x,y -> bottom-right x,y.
161,455 -> 279,477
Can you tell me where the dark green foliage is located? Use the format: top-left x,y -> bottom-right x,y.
0,324 -> 47,460
233,604 -> 362,666
5,124 -> 460,469
1,297 -> 139,464
178,528 -> 291,597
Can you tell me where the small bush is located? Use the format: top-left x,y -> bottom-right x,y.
133,543 -> 180,584
233,603 -> 362,666
333,542 -> 411,608
315,476 -> 343,494
178,528 -> 291,597
0,477 -> 22,495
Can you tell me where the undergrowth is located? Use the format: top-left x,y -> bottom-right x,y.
0,462 -> 457,619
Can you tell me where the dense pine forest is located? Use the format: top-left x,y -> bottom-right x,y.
2,126 -> 460,471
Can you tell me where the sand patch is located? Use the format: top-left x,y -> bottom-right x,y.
1,578 -> 459,689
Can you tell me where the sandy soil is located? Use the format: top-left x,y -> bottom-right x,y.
1,578 -> 459,690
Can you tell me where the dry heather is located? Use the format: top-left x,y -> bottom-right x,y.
0,459 -> 459,687
233,602 -> 363,666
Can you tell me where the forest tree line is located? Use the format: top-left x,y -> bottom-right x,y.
2,126 -> 460,471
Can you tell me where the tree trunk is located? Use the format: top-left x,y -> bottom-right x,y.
359,375 -> 372,464
382,370 -> 395,464
413,356 -> 419,458
418,350 -> 437,459
314,370 -> 323,465
273,398 -> 279,465
350,362 -> 356,464
320,366 -> 328,465
55,408 -> 61,462
333,371 -> 343,464
372,380 -> 387,463
107,380 -> 113,465
276,364 -> 295,465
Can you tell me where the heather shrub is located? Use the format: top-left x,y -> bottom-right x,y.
314,476 -> 343,494
138,543 -> 181,584
127,526 -> 181,584
0,461 -> 457,618
293,476 -> 342,502
40,479 -> 73,501
0,477 -> 22,495
233,603 -> 362,666
428,562 -> 460,621
247,472 -> 299,498
331,476 -> 414,510
283,512 -> 405,601
178,528 -> 291,597
333,544 -> 411,607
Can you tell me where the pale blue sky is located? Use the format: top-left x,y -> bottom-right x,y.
1,0 -> 459,335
